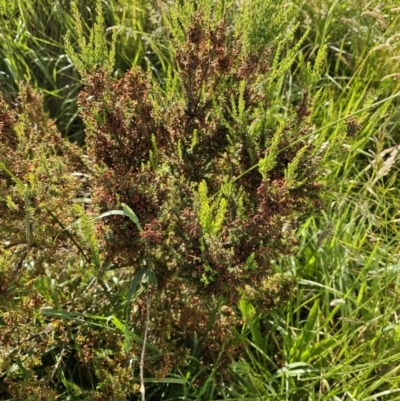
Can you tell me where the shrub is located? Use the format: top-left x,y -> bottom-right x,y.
0,86 -> 87,398
0,86 -> 83,295
77,0 -> 343,378
0,0 -> 350,398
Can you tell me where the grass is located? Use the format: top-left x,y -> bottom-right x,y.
1,0 -> 400,400
216,1 -> 400,399
0,0 -> 171,144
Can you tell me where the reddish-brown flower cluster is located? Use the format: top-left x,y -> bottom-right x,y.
0,87 -> 84,289
75,11 -> 330,374
0,9 -> 342,394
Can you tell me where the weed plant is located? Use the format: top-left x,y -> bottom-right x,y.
1,0 -> 400,400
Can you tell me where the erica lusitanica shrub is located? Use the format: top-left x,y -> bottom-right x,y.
77,4 -> 343,371
0,0 -> 352,397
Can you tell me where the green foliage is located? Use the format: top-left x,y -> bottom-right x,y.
166,0 -> 230,46
2,0 -> 400,399
64,0 -> 117,76
197,181 -> 228,236
75,1 -> 339,386
221,1 -> 400,400
258,123 -> 284,178
0,86 -> 83,257
237,0 -> 296,52
0,0 -> 171,143
0,0 -> 336,396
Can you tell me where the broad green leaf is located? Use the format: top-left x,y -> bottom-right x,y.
144,378 -> 185,384
124,268 -> 147,355
289,300 -> 319,361
121,202 -> 143,232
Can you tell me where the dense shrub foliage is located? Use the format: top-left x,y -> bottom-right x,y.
0,88 -> 86,399
6,0 -> 399,399
0,87 -> 84,291
77,6 -> 338,374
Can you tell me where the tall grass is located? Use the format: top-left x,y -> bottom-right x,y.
214,1 -> 400,400
0,0 -> 171,144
